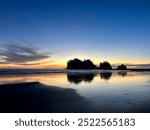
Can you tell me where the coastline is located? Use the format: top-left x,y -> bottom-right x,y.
0,69 -> 150,76
0,82 -> 150,113
0,82 -> 103,113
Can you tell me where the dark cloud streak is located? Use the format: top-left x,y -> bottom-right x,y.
0,44 -> 50,64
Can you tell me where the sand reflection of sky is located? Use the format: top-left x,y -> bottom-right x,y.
0,71 -> 150,108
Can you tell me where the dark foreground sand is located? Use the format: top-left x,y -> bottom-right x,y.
0,82 -> 150,113
0,82 -> 104,113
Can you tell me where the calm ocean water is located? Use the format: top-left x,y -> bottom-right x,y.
0,69 -> 150,111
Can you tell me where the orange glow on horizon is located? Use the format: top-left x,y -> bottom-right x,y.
0,58 -> 149,69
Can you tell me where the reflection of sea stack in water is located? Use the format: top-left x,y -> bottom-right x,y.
67,74 -> 95,84
118,71 -> 127,77
100,72 -> 112,81
117,64 -> 127,70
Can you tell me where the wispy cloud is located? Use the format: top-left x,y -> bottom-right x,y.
0,44 -> 50,64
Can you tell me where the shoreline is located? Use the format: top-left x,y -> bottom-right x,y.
0,69 -> 150,76
0,82 -> 150,113
0,82 -> 103,113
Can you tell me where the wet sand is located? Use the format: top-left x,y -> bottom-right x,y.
0,82 -> 150,113
0,82 -> 103,113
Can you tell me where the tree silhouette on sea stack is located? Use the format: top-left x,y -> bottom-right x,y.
99,61 -> 112,70
67,58 -> 96,69
117,64 -> 127,70
82,59 -> 96,69
67,58 -> 114,70
67,58 -> 83,69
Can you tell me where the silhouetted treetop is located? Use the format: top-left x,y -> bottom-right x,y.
67,58 -> 128,70
67,58 -> 83,69
67,58 -> 96,69
117,64 -> 127,70
99,61 -> 112,70
82,59 -> 96,69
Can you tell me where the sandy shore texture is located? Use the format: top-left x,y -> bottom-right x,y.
0,82 -> 150,113
0,82 -> 104,113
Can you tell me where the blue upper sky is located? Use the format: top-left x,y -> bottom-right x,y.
0,0 -> 150,68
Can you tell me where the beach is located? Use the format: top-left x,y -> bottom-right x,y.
0,81 -> 150,113
0,82 -> 103,113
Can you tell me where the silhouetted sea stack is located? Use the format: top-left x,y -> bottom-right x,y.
67,58 -> 128,70
67,58 -> 96,69
117,64 -> 127,70
99,61 -> 112,70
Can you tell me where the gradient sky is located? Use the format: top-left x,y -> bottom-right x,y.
0,0 -> 150,69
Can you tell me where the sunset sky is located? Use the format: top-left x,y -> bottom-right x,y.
0,0 -> 150,69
